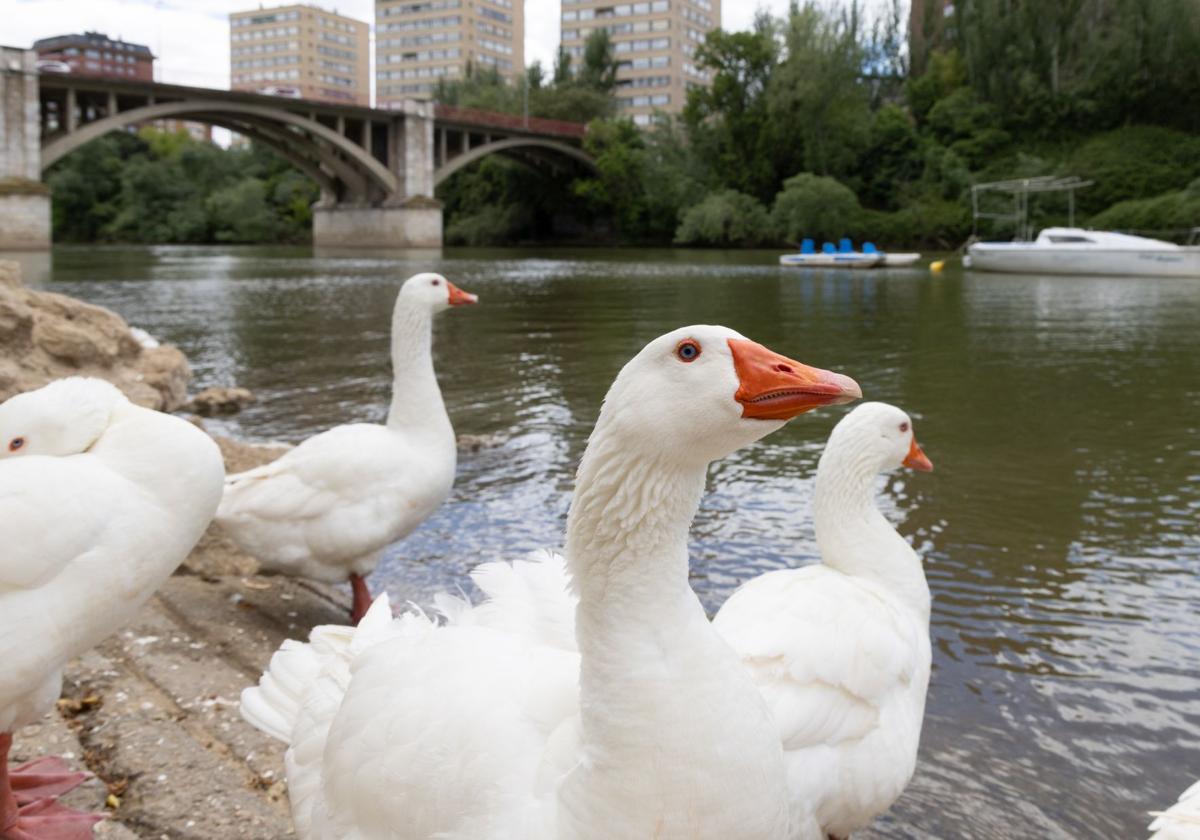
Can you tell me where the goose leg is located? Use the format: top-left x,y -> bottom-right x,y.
349,573 -> 372,625
1,734 -> 103,840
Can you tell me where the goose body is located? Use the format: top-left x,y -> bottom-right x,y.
0,377 -> 224,838
714,402 -> 934,838
402,403 -> 936,838
1151,780 -> 1200,839
217,273 -> 476,620
242,326 -> 861,840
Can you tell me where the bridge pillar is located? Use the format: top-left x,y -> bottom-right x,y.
312,100 -> 441,248
0,48 -> 50,250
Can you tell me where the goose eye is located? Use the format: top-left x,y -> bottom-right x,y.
8,437 -> 25,452
675,340 -> 701,362
899,422 -> 909,433
431,279 -> 441,286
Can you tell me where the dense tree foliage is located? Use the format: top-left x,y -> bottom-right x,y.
557,0 -> 1200,247
48,127 -> 317,244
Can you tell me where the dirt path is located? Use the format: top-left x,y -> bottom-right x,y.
13,571 -> 353,839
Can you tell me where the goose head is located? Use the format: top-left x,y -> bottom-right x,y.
0,377 -> 127,460
595,325 -> 861,466
399,272 -> 477,312
827,402 -> 933,473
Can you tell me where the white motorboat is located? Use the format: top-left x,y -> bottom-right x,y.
965,227 -> 1200,277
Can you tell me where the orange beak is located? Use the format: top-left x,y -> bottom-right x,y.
447,281 -> 478,306
903,436 -> 933,472
728,338 -> 861,420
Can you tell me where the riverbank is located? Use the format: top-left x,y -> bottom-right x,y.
9,431 -> 351,839
12,573 -> 351,839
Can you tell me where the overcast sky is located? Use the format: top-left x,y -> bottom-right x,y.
2,0 -> 796,92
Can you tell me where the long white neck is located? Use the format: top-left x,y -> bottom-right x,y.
813,443 -> 930,618
385,297 -> 450,442
560,427 -> 789,839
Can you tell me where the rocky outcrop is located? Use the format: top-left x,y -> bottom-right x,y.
191,386 -> 256,416
0,260 -> 191,410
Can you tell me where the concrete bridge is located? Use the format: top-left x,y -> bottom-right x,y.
0,46 -> 594,249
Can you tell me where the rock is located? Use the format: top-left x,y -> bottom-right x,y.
191,386 -> 256,416
0,260 -> 192,411
457,431 -> 509,452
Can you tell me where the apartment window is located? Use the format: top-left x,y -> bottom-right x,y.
614,38 -> 670,53
616,74 -> 670,88
380,0 -> 461,15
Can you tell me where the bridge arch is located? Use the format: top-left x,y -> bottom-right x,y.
40,100 -> 397,203
434,137 -> 597,187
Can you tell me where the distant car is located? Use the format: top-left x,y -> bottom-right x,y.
37,59 -> 72,73
257,85 -> 302,98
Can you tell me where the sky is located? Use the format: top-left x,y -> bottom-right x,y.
2,0 -> 796,93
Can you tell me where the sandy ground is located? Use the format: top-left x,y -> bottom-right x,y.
10,434 -> 350,839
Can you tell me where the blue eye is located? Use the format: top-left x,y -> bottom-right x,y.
676,341 -> 701,362
8,437 -> 24,452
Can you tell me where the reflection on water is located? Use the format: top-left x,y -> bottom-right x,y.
44,244 -> 1200,838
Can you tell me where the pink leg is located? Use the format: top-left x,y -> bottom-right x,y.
9,759 -> 90,806
2,733 -> 103,840
349,573 -> 372,626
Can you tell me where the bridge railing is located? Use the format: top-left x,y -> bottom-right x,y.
432,104 -> 587,140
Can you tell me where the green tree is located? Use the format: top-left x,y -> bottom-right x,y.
206,179 -> 281,242
579,30 -> 618,92
766,3 -> 873,181
684,21 -> 779,201
675,189 -> 772,246
770,173 -> 862,244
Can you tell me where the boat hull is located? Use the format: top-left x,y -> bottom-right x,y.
966,244 -> 1200,278
779,254 -> 884,268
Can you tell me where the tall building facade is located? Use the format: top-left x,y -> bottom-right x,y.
376,0 -> 525,107
33,32 -> 154,80
230,4 -> 369,105
559,0 -> 720,125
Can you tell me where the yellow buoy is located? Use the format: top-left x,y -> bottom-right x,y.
929,260 -> 945,273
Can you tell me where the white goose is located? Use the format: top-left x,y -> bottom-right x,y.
0,377 -> 223,840
713,402 -> 934,839
241,325 -> 861,840
217,272 -> 476,622
433,402 -> 935,838
1150,780 -> 1200,839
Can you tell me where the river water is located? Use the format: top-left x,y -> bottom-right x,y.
23,244 -> 1200,838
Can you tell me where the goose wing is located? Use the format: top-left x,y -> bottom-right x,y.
0,456 -> 121,590
714,565 -> 919,750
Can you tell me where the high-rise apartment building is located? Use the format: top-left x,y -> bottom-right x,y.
230,4 -> 369,105
376,0 -> 525,107
559,0 -> 720,125
34,32 -> 154,81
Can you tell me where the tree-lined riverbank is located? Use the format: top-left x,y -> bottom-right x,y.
45,1 -> 1200,248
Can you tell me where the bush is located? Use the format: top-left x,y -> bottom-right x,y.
1069,126 -> 1200,216
1089,178 -> 1200,234
674,190 -> 772,246
445,204 -> 532,245
206,179 -> 281,243
856,197 -> 971,249
770,173 -> 861,244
